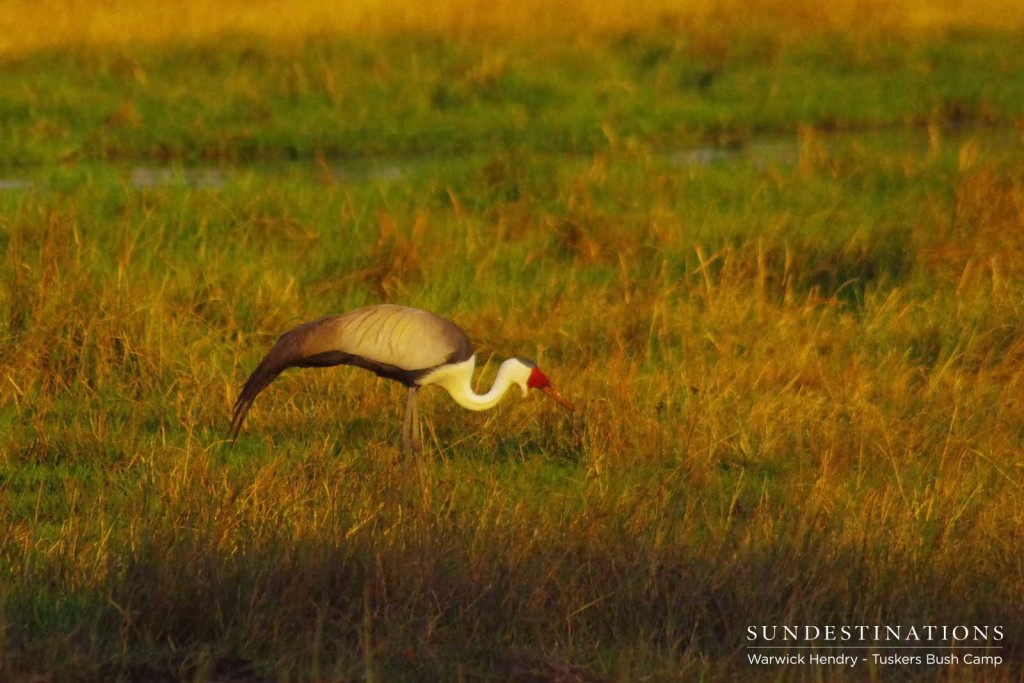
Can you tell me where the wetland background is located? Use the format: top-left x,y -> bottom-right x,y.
2,1 -> 1024,680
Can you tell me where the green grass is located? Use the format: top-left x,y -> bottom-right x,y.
2,29 -> 1024,164
2,25 -> 1024,682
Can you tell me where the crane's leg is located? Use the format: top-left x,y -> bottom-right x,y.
401,386 -> 424,458
402,387 -> 414,458
410,386 -> 422,455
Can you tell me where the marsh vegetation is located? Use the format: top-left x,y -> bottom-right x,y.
1,1 -> 1023,680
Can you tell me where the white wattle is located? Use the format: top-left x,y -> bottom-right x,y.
420,356 -> 526,411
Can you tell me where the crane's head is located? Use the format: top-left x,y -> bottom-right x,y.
509,358 -> 575,412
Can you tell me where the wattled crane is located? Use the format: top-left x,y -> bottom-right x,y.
230,305 -> 574,455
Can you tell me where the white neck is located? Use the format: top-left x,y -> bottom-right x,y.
420,356 -> 526,411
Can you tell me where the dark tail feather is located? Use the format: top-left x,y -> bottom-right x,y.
229,335 -> 302,443
229,364 -> 283,444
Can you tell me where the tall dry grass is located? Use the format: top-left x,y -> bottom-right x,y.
1,0 -> 1022,676
2,129 -> 1023,679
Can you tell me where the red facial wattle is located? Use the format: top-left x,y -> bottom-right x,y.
527,366 -> 575,412
527,367 -> 550,389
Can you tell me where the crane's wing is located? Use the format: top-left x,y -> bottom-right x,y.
229,305 -> 472,441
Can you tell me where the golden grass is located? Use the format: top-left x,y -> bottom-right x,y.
2,0 -> 1024,55
2,132 -> 1023,678
2,6 -> 1023,674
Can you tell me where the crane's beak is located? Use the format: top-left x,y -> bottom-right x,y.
540,385 -> 575,412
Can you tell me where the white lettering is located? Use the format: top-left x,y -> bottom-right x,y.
872,653 -> 921,665
809,654 -> 859,667
748,653 -> 806,665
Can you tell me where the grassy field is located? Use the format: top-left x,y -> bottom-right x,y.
2,1 -> 1024,681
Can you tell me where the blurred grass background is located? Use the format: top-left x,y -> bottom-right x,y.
2,0 -> 1024,53
1,1 -> 1024,681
